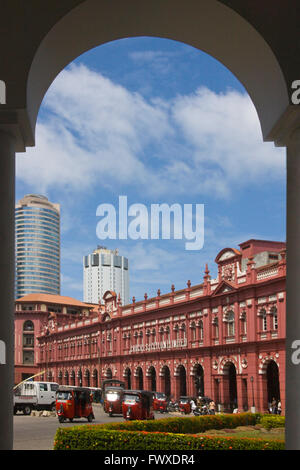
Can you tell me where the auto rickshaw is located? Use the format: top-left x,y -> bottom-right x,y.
152,392 -> 168,413
178,396 -> 193,414
122,390 -> 155,420
102,379 -> 125,417
55,386 -> 95,423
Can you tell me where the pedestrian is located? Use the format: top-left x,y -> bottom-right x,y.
268,402 -> 272,413
209,400 -> 216,415
271,397 -> 277,414
277,401 -> 282,415
190,399 -> 197,412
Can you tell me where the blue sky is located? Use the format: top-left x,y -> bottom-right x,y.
15,37 -> 286,303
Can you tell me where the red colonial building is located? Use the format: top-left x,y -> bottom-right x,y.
15,239 -> 286,414
14,294 -> 99,385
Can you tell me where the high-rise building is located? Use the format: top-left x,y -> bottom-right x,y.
15,194 -> 60,299
83,246 -> 129,305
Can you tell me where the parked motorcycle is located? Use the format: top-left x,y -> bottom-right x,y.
193,405 -> 209,416
167,400 -> 179,412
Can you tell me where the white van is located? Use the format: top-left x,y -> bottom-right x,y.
14,381 -> 59,415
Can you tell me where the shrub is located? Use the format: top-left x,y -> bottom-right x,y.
53,413 -> 285,450
53,428 -> 284,451
99,412 -> 261,434
258,415 -> 285,430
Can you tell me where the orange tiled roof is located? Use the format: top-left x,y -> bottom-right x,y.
15,293 -> 94,308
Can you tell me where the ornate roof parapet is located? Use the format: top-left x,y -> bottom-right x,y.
156,289 -> 161,307
118,240 -> 285,318
203,264 -> 211,296
278,248 -> 286,276
170,284 -> 175,304
185,280 -> 191,300
246,256 -> 256,283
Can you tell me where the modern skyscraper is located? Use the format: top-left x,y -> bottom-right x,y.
83,246 -> 129,305
15,194 -> 60,299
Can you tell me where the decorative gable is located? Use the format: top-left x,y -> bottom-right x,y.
218,250 -> 237,261
215,247 -> 242,283
211,280 -> 236,297
102,290 -> 117,314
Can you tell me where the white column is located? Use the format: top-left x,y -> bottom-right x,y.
0,131 -> 15,450
286,127 -> 300,450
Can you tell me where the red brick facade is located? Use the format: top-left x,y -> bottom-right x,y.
15,239 -> 286,413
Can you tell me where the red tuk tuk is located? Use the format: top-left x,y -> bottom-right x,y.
179,396 -> 193,414
122,390 -> 155,420
153,392 -> 168,413
102,379 -> 125,417
55,386 -> 95,423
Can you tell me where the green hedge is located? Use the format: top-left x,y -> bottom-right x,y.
258,415 -> 285,430
100,412 -> 261,434
53,413 -> 285,451
54,428 -> 284,450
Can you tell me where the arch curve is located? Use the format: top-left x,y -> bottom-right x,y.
26,0 -> 289,146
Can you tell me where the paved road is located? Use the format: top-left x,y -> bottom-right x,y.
13,405 -> 177,450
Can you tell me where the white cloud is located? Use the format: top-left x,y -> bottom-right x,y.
171,88 -> 285,192
17,64 -> 172,194
16,64 -> 285,201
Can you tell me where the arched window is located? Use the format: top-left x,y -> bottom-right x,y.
146,329 -> 151,343
227,311 -> 235,336
240,311 -> 247,334
165,326 -> 170,341
23,320 -> 34,331
190,321 -> 196,341
260,308 -> 267,331
199,320 -> 204,340
139,331 -> 143,345
271,306 -> 278,330
107,332 -> 112,350
213,317 -> 219,339
173,324 -> 179,340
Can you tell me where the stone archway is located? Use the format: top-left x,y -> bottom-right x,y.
134,366 -> 144,390
160,365 -> 171,397
24,0 -> 289,147
70,370 -> 75,386
192,363 -> 204,397
1,0 -> 299,452
146,366 -> 156,392
259,359 -> 281,411
84,369 -> 90,387
223,361 -> 238,411
58,370 -> 63,385
64,370 -> 69,386
92,368 -> 98,388
123,367 -> 132,390
175,364 -> 187,398
266,360 -> 280,404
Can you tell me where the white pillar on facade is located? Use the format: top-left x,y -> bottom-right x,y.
286,127 -> 300,450
0,131 -> 15,450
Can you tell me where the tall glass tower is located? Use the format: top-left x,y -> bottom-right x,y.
15,194 -> 60,299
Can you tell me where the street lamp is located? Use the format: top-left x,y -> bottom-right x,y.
250,376 -> 255,412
